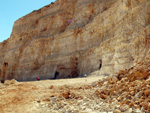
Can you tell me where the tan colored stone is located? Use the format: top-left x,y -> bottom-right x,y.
144,90 -> 150,96
127,70 -> 150,82
61,91 -> 70,99
140,102 -> 148,110
146,76 -> 150,81
128,108 -> 132,113
130,91 -> 135,96
134,105 -> 141,109
120,104 -> 129,112
111,77 -> 118,83
49,85 -> 54,89
114,109 -> 121,113
134,91 -> 143,98
120,77 -> 128,83
124,100 -> 131,105
129,103 -> 134,108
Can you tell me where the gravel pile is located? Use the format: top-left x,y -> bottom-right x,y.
96,69 -> 150,113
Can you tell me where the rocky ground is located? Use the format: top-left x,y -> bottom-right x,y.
0,65 -> 150,113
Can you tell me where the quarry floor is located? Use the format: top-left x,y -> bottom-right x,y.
0,76 -> 107,113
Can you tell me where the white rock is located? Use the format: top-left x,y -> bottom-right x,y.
134,109 -> 142,113
114,109 -> 121,113
103,81 -> 108,86
128,108 -> 132,113
120,105 -> 129,112
115,105 -> 120,109
146,76 -> 150,81
134,91 -> 143,98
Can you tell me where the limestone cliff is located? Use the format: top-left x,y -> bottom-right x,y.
0,0 -> 150,81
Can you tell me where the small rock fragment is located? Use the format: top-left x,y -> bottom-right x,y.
120,104 -> 129,112
114,109 -> 121,113
61,91 -> 70,99
128,108 -> 132,113
144,89 -> 150,96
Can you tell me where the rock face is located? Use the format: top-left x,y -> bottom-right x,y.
0,0 -> 150,81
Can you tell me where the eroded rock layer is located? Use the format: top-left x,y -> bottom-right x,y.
0,0 -> 150,81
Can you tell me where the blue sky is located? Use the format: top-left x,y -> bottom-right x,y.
0,0 -> 56,42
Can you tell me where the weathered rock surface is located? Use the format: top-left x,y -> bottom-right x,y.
0,0 -> 150,81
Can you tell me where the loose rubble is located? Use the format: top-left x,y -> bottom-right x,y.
95,69 -> 150,113
36,68 -> 150,112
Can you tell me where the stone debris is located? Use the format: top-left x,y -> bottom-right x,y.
34,68 -> 150,113
95,68 -> 150,113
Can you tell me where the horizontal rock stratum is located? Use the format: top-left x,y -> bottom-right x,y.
0,0 -> 150,81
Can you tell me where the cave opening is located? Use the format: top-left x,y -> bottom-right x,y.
3,62 -> 8,66
1,80 -> 4,83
